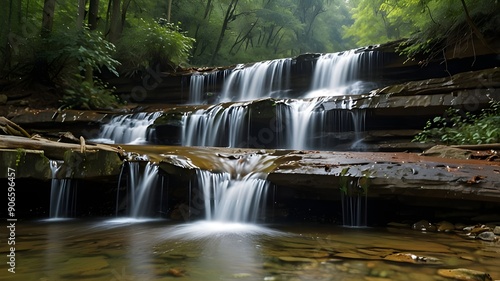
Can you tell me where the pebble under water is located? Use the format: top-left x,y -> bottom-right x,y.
6,219 -> 500,281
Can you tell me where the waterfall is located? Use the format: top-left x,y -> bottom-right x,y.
49,160 -> 76,218
278,98 -> 327,150
278,98 -> 367,150
339,171 -> 369,227
182,104 -> 247,147
350,110 -> 367,151
116,162 -> 161,218
195,154 -> 275,223
95,112 -> 162,144
220,58 -> 292,102
189,69 -> 231,104
306,50 -> 381,98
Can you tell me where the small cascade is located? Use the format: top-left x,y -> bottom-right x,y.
49,160 -> 76,218
340,173 -> 369,227
96,112 -> 162,144
277,98 -> 367,150
220,58 -> 292,102
117,162 -> 161,218
306,50 -> 381,98
182,104 -> 247,147
278,98 -> 327,150
189,70 -> 231,104
195,154 -> 275,223
350,110 -> 367,150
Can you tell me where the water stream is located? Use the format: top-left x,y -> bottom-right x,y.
49,160 -> 76,219
181,104 -> 247,147
95,112 -> 162,144
219,58 -> 292,102
114,161 -> 161,219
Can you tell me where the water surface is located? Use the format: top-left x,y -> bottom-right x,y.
5,219 -> 499,281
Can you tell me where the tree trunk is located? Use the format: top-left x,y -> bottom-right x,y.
210,0 -> 239,65
121,0 -> 131,30
459,0 -> 491,50
41,0 -> 56,37
107,0 -> 122,43
1,0 -> 18,71
167,0 -> 172,22
193,0 -> 213,56
88,0 -> 100,30
77,0 -> 86,28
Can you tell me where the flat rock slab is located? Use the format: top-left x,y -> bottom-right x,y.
1,136 -> 499,203
268,150 -> 500,202
120,145 -> 500,202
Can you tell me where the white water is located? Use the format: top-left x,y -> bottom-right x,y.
306,50 -> 380,98
126,162 -> 160,218
196,154 -> 276,223
182,104 -> 247,147
49,160 -> 76,218
95,112 -> 162,144
189,69 -> 232,104
278,98 -> 327,150
220,58 -> 291,102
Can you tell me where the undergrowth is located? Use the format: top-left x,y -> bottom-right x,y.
413,100 -> 500,145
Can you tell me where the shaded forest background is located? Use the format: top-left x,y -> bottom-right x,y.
0,0 -> 498,109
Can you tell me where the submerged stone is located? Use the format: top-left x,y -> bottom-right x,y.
437,268 -> 493,281
383,253 -> 441,264
477,232 -> 498,242
494,226 -> 500,235
437,221 -> 456,233
412,220 -> 436,232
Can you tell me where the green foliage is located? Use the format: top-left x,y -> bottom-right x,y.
47,26 -> 120,76
398,0 -> 499,64
45,26 -> 121,109
116,18 -> 195,75
344,0 -> 499,58
60,77 -> 119,110
171,0 -> 354,66
413,100 -> 500,145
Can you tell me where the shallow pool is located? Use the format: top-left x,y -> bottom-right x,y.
5,219 -> 500,281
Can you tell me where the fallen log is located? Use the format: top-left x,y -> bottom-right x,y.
0,135 -> 120,160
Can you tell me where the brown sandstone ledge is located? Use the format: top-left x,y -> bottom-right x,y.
1,135 -> 498,203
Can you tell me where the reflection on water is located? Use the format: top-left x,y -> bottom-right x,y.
6,220 -> 500,281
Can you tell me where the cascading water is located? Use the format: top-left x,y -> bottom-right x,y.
49,160 -> 76,219
117,162 -> 160,218
195,154 -> 276,223
220,58 -> 292,102
306,49 -> 381,98
95,112 -> 162,144
276,98 -> 367,150
189,69 -> 232,104
340,177 -> 368,227
278,98 -> 327,150
182,104 -> 247,147
280,49 -> 379,149
349,109 -> 367,150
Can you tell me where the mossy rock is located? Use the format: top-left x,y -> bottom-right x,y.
58,150 -> 123,179
0,149 -> 51,180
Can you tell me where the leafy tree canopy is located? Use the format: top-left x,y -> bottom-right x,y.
0,0 -> 497,82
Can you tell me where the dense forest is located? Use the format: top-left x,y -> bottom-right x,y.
0,0 -> 498,109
